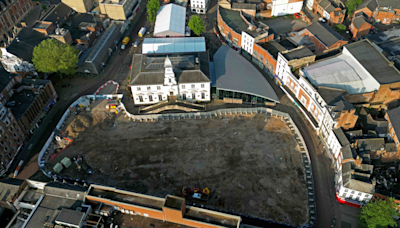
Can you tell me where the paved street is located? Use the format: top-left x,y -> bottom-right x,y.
8,0 -> 361,227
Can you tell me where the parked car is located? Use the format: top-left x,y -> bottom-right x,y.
133,40 -> 139,47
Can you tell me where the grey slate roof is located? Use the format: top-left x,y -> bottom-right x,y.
345,129 -> 363,139
387,106 -> 400,137
357,138 -> 385,152
0,65 -> 17,93
345,40 -> 400,84
130,52 -> 211,86
361,114 -> 388,135
342,144 -> 354,160
261,41 -> 287,59
282,46 -> 314,61
7,27 -> 49,62
306,22 -> 346,47
319,0 -> 331,9
356,0 -> 378,11
352,12 -> 370,29
317,86 -> 348,105
41,2 -> 72,24
213,45 -> 279,103
334,128 -> 350,146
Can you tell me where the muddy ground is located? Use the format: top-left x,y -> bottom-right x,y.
47,108 -> 308,226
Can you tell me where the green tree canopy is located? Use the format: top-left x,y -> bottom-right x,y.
147,0 -> 160,23
345,0 -> 363,16
335,24 -> 347,32
359,198 -> 400,228
188,15 -> 205,36
32,39 -> 79,78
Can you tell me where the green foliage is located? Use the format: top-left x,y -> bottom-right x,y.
188,15 -> 205,36
335,24 -> 347,32
345,0 -> 363,16
41,2 -> 47,11
146,0 -> 160,23
32,39 -> 79,78
359,198 -> 400,228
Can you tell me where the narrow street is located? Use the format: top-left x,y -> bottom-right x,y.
8,0 -> 361,227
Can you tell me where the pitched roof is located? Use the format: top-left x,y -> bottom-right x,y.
213,45 -> 279,103
387,106 -> 400,136
306,22 -> 346,47
282,46 -> 315,61
231,2 -> 257,9
41,2 -> 72,24
352,12 -> 370,29
334,128 -> 350,146
130,52 -> 211,86
356,0 -> 378,12
0,65 -> 17,93
261,41 -> 287,59
0,179 -> 23,203
317,86 -> 348,105
154,4 -> 186,36
6,27 -> 49,62
357,138 -> 385,152
319,0 -> 331,8
345,40 -> 400,84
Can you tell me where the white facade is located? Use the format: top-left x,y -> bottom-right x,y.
154,4 -> 186,37
241,32 -> 254,55
191,0 -> 209,14
131,57 -> 211,105
271,0 -> 303,17
306,0 -> 314,10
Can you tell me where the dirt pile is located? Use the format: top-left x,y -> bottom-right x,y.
65,114 -> 93,138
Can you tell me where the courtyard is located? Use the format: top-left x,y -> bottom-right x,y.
45,100 -> 309,226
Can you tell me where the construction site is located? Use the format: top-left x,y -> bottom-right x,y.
44,99 -> 309,226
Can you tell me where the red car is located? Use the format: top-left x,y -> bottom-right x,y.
294,13 -> 300,18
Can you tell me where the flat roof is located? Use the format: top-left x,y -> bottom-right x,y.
387,106 -> 400,137
345,40 -> 400,84
7,90 -> 37,120
305,22 -> 346,47
345,179 -> 375,194
219,7 -> 262,38
154,4 -> 186,36
184,206 -> 240,228
303,44 -> 382,94
213,45 -> 279,103
88,186 -> 165,210
142,37 -> 206,54
55,208 -> 85,226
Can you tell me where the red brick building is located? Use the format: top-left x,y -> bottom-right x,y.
355,0 -> 400,25
0,0 -> 34,44
312,0 -> 346,25
350,12 -> 372,40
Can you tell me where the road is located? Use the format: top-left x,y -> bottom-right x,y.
6,5 -> 147,178
7,0 -> 360,227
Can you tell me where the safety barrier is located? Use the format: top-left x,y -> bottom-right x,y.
94,80 -> 120,95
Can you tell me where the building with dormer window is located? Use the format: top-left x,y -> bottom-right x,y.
129,53 -> 211,105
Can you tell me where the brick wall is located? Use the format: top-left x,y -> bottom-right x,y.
217,10 -> 242,47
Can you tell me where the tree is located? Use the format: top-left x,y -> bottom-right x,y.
32,39 -> 79,79
359,198 -> 400,228
42,2 -> 47,11
345,0 -> 363,16
147,0 -> 160,23
188,15 -> 205,36
335,24 -> 347,33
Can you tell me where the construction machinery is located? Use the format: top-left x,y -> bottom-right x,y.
182,187 -> 210,201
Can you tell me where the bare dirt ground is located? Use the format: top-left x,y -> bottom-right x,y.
46,105 -> 308,226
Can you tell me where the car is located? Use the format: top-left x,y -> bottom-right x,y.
133,40 -> 139,47
294,13 -> 299,18
319,18 -> 326,23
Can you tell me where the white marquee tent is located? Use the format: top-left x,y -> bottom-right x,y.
142,37 -> 206,54
153,3 -> 186,37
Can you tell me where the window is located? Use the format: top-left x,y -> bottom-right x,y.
201,84 -> 204,88
4,146 -> 8,152
13,133 -> 16,138
358,192 -> 362,196
389,123 -> 392,128
137,87 -> 141,91
4,134 -> 8,140
201,93 -> 205,99
192,93 -> 196,99
169,79 -> 172,83
191,84 -> 195,88
259,55 -> 263,61
351,191 -> 355,194
147,86 -> 151,91
149,95 -> 153,101
393,132 -> 395,136
344,189 -> 348,192
0,140 -> 4,146
182,85 -> 186,89
10,126 -> 13,132
157,86 -> 161,90
4,119 -> 9,126
158,95 -> 162,101
139,96 -> 143,102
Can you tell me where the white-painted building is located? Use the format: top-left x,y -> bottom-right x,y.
271,0 -> 303,17
191,0 -> 209,14
129,53 -> 211,105
154,4 -> 186,37
241,31 -> 255,55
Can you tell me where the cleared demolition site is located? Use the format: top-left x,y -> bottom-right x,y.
44,100 -> 309,226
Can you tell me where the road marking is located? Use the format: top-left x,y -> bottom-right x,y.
28,143 -> 33,150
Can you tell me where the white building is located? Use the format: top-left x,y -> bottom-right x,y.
129,53 -> 211,105
154,4 -> 186,37
191,0 -> 209,14
271,0 -> 303,17
142,37 -> 206,54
